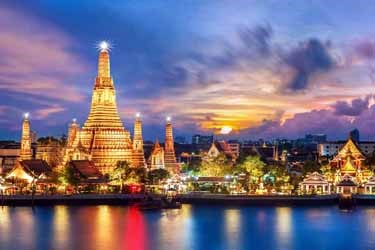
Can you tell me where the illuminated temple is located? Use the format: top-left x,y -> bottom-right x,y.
64,44 -> 134,173
9,43 -> 179,176
331,135 -> 372,184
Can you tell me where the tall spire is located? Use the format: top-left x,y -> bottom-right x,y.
164,117 -> 179,173
132,113 -> 146,167
67,118 -> 79,148
20,113 -> 32,160
80,43 -> 133,174
165,117 -> 174,152
84,44 -> 124,128
97,49 -> 110,78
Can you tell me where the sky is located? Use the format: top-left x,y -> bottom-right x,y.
1,0 -> 375,141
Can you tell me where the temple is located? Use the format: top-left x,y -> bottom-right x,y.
148,139 -> 165,169
69,45 -> 133,173
20,113 -> 32,160
331,135 -> 372,184
163,118 -> 179,173
132,113 -> 146,168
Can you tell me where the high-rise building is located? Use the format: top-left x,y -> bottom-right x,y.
78,44 -> 133,173
164,117 -> 179,173
20,113 -> 32,160
132,113 -> 146,168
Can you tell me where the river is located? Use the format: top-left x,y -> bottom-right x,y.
0,205 -> 374,250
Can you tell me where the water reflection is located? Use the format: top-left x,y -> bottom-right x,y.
0,207 -> 11,242
224,209 -> 241,250
157,205 -> 192,250
275,207 -> 292,249
53,206 -> 68,248
123,207 -> 147,250
95,206 -> 114,248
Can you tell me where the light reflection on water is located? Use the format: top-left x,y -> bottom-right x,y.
0,205 -> 375,250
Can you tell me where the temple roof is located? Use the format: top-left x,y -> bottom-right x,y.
69,160 -> 103,179
333,137 -> 365,161
6,160 -> 52,180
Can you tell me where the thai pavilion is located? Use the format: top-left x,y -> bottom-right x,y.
330,135 -> 372,185
299,172 -> 331,194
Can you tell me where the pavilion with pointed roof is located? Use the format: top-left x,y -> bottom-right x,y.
330,135 -> 372,184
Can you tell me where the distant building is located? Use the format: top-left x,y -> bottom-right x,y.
206,141 -> 236,161
318,141 -> 375,157
305,134 -> 327,144
192,134 -> 214,145
174,136 -> 187,144
227,140 -> 240,158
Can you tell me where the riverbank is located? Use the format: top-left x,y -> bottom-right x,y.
1,193 -> 375,206
0,194 -> 146,206
179,194 -> 339,206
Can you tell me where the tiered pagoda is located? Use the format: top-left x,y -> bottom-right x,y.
20,113 -> 32,160
78,44 -> 133,173
132,113 -> 146,168
164,118 -> 179,173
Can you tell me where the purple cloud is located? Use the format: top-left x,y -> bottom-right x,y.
332,96 -> 370,116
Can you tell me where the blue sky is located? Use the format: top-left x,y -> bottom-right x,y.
1,1 -> 375,141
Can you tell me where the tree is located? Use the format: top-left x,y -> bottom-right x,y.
147,169 -> 170,184
199,153 -> 232,177
237,155 -> 265,190
58,167 -> 80,191
302,160 -> 321,176
110,161 -> 136,192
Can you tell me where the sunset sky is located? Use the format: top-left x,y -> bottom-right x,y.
1,1 -> 375,141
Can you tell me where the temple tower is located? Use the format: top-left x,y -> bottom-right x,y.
132,113 -> 146,167
148,139 -> 165,169
20,113 -> 32,160
67,118 -> 80,148
80,43 -> 133,173
164,117 -> 179,173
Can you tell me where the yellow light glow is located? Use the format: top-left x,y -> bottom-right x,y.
220,126 -> 232,134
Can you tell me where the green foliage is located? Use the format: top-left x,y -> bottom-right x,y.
237,155 -> 265,184
147,168 -> 170,184
110,161 -> 137,185
302,160 -> 321,176
58,167 -> 80,187
199,153 -> 232,177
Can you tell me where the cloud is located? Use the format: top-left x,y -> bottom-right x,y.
283,39 -> 335,91
332,96 -> 371,116
0,5 -> 87,102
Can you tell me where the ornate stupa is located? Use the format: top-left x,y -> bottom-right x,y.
20,113 -> 32,160
164,117 -> 179,173
132,113 -> 146,167
79,42 -> 133,173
